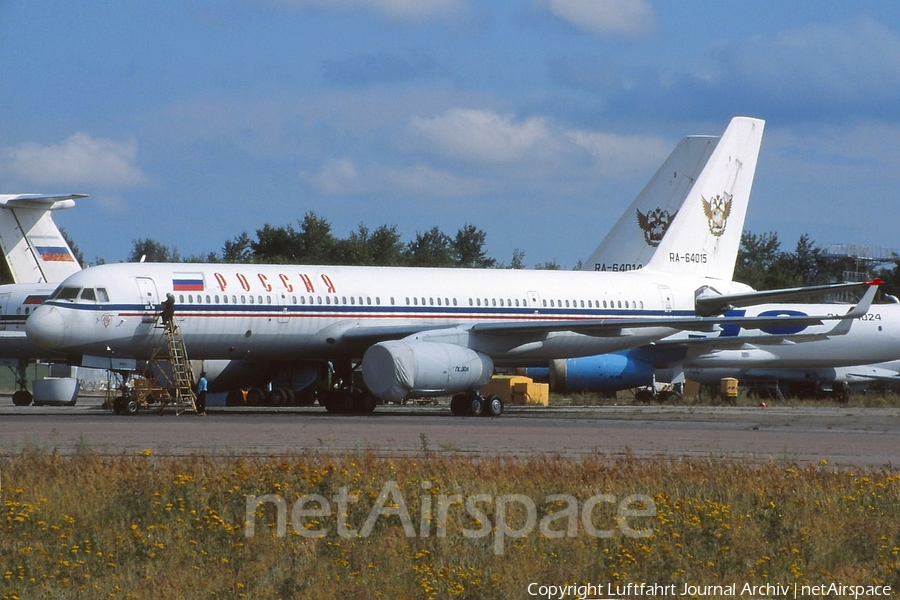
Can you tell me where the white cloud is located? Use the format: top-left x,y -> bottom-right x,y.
303,157 -> 362,194
278,0 -> 468,22
409,108 -> 555,163
385,164 -> 488,196
303,157 -> 486,197
542,0 -> 654,36
566,130 -> 670,176
2,133 -> 148,188
701,16 -> 900,113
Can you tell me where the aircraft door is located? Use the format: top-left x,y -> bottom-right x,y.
657,285 -> 674,313
278,292 -> 290,324
136,277 -> 160,322
527,291 -> 541,312
0,293 -> 9,330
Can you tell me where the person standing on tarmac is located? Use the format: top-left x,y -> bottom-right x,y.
196,371 -> 208,416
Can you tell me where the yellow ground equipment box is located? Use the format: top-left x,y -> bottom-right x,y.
720,377 -> 739,401
481,375 -> 549,406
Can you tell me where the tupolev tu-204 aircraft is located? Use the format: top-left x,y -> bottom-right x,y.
23,117 -> 879,415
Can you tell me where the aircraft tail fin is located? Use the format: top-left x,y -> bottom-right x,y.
582,134 -> 719,273
0,194 -> 87,284
644,117 -> 764,281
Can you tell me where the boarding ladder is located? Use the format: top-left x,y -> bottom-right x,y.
156,318 -> 197,414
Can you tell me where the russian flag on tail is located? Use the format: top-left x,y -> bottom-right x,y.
36,246 -> 74,262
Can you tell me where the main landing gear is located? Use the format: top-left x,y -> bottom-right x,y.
320,389 -> 378,414
450,393 -> 504,417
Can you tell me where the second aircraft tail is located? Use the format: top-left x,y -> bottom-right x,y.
0,194 -> 87,284
644,116 -> 764,281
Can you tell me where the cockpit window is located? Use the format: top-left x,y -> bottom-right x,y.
97,288 -> 110,303
81,288 -> 96,301
53,286 -> 81,300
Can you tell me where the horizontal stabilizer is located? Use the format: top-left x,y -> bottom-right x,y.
0,193 -> 88,211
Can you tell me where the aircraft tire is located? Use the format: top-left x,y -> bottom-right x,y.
450,394 -> 469,416
12,390 -> 33,407
246,388 -> 267,406
634,389 -> 654,404
469,395 -> 485,417
269,388 -> 291,406
357,392 -> 377,414
485,395 -> 504,417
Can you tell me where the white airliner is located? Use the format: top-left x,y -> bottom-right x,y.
27,117 -> 870,414
0,194 -> 86,405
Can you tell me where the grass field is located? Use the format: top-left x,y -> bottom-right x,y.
2,449 -> 899,599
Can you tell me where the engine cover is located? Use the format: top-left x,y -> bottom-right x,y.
549,353 -> 654,392
362,340 -> 494,402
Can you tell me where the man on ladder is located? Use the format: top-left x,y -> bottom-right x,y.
158,293 -> 198,415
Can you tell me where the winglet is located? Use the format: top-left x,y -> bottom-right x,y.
843,279 -> 880,319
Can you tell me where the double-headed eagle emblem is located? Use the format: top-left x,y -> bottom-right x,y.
636,207 -> 677,247
701,192 -> 733,237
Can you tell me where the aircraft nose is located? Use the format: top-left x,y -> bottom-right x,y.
26,306 -> 67,350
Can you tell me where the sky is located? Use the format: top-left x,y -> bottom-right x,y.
2,0 -> 900,268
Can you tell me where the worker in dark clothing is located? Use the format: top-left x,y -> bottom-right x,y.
160,293 -> 175,328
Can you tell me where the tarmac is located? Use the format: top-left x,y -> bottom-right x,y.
1,394 -> 898,468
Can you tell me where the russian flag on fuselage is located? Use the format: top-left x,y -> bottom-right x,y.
173,275 -> 204,291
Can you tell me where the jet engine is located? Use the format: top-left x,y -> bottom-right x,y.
362,340 -> 494,402
547,353 -> 654,392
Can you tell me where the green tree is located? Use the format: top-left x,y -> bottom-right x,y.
404,226 -> 454,267
61,228 -> 84,268
128,238 -> 181,263
734,231 -> 783,289
509,248 -> 526,270
251,223 -> 299,264
295,212 -> 336,264
453,224 -> 496,268
335,223 -> 405,266
222,232 -> 253,263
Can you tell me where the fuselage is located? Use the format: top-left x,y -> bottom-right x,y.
678,303 -> 900,369
0,282 -> 64,361
25,262 -> 753,363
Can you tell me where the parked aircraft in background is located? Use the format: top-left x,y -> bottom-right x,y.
581,134 -> 719,274
543,281 -> 894,401
531,130 -> 900,401
0,193 -> 87,405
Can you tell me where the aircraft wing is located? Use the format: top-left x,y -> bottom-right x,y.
338,281 -> 877,351
695,278 -> 881,316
